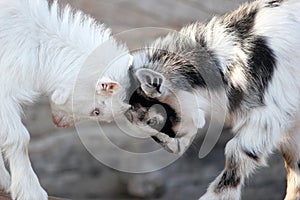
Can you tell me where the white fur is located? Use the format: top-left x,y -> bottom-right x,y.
0,0 -> 130,199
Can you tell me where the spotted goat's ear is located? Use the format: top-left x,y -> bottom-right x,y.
95,77 -> 121,96
135,68 -> 168,98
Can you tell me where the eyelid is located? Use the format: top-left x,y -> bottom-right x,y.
91,108 -> 100,116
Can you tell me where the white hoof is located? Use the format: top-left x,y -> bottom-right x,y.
11,176 -> 48,200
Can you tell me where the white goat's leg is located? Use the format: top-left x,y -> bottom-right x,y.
0,152 -> 10,192
1,103 -> 47,200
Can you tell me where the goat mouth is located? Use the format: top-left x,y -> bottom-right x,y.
52,115 -> 63,127
52,115 -> 75,128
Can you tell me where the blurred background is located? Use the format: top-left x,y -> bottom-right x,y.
24,0 -> 286,199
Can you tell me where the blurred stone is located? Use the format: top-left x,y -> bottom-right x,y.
127,173 -> 165,198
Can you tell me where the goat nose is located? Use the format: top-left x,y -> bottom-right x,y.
137,111 -> 146,121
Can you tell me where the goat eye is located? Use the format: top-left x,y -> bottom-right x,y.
147,118 -> 157,126
91,108 -> 100,116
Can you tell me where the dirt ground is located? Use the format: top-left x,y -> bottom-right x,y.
22,0 -> 287,200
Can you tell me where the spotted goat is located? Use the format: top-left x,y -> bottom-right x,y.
126,0 -> 300,199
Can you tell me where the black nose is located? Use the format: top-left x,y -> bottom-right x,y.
137,110 -> 146,121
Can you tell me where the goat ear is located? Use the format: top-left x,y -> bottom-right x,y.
135,68 -> 167,98
51,88 -> 70,105
96,77 -> 121,96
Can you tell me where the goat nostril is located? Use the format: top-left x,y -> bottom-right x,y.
137,114 -> 145,121
137,110 -> 146,120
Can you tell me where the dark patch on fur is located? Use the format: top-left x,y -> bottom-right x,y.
196,35 -> 207,48
247,37 -> 276,104
215,169 -> 241,192
224,36 -> 276,112
128,85 -> 180,139
147,49 -> 207,89
243,149 -> 259,161
148,50 -> 168,64
174,63 -> 207,88
228,85 -> 244,112
265,0 -> 284,8
215,158 -> 241,193
219,4 -> 277,112
223,57 -> 247,112
224,58 -> 246,112
297,160 -> 300,169
223,5 -> 258,40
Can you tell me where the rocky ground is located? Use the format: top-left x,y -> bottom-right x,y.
20,0 -> 288,199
